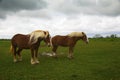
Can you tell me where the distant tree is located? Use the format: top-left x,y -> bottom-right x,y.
110,34 -> 117,38
106,35 -> 110,38
93,34 -> 103,38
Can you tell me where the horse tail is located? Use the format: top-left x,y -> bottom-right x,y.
9,45 -> 14,54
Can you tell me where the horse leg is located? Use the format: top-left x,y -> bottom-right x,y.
52,46 -> 58,57
30,49 -> 36,64
13,46 -> 17,62
17,48 -> 22,61
35,48 -> 39,64
68,47 -> 74,59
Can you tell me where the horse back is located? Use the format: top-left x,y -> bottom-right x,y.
11,34 -> 30,48
52,35 -> 75,47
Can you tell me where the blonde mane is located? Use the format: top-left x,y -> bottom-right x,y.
29,30 -> 49,45
67,32 -> 85,37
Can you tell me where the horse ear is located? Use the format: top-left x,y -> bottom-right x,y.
44,31 -> 49,38
44,31 -> 46,35
82,32 -> 84,35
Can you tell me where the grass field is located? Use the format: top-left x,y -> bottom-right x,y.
0,38 -> 120,80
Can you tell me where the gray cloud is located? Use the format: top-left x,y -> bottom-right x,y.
16,9 -> 52,19
0,0 -> 47,18
46,0 -> 120,16
0,0 -> 120,19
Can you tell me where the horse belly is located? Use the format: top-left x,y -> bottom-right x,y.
17,43 -> 30,49
53,39 -> 69,47
52,35 -> 76,47
14,38 -> 29,49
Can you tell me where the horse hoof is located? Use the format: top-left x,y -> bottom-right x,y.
31,61 -> 36,65
14,59 -> 17,63
35,60 -> 40,64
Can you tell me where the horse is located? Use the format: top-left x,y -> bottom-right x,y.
50,32 -> 89,59
10,30 -> 51,64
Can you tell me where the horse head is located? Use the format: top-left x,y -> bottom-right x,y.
43,31 -> 51,47
29,30 -> 51,46
81,32 -> 89,44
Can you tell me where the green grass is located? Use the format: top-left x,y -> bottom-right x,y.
0,38 -> 120,80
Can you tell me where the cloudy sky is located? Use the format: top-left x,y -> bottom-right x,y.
0,0 -> 120,38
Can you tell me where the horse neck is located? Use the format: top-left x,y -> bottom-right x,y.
38,38 -> 43,42
33,38 -> 42,47
73,37 -> 81,41
70,37 -> 80,45
34,38 -> 43,44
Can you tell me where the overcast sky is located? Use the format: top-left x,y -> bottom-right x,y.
0,0 -> 120,38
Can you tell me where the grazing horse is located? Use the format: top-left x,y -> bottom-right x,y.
10,30 -> 51,64
51,32 -> 89,59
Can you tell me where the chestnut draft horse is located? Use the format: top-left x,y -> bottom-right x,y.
51,32 -> 89,59
10,30 -> 51,64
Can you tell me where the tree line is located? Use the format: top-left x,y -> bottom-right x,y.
93,34 -> 119,38
0,34 -> 119,40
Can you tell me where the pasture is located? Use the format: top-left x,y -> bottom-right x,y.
0,38 -> 120,80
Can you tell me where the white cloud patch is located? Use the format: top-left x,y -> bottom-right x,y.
0,13 -> 120,38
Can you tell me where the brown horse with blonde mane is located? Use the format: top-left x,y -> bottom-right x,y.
51,32 -> 89,59
10,30 -> 51,64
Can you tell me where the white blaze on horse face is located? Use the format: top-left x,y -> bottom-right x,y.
84,34 -> 89,44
